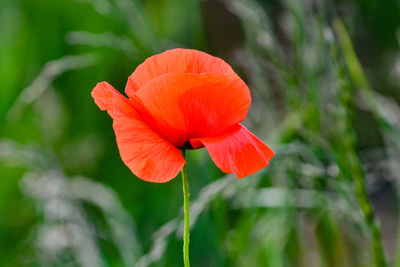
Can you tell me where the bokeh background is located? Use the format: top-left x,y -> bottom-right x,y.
1,0 -> 400,266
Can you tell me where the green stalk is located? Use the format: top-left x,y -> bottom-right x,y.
333,19 -> 387,267
181,150 -> 190,267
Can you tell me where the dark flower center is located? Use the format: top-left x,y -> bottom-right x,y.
179,141 -> 194,150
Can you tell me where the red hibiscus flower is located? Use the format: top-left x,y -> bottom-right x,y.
92,48 -> 275,183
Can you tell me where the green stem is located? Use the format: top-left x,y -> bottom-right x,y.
181,150 -> 190,267
333,19 -> 387,267
353,173 -> 387,267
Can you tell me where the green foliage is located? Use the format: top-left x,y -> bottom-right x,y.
1,0 -> 400,266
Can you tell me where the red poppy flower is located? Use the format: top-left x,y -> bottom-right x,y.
92,49 -> 275,183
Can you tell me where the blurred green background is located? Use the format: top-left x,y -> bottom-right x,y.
1,0 -> 400,266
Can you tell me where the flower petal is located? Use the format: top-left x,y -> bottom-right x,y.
92,81 -> 185,182
133,73 -> 251,147
190,124 -> 275,178
125,48 -> 239,97
92,82 -> 126,117
113,107 -> 185,183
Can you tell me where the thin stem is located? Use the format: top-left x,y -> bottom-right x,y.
353,175 -> 387,267
334,19 -> 387,267
181,150 -> 190,267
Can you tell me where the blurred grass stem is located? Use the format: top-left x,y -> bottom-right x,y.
334,19 -> 387,267
181,150 -> 190,267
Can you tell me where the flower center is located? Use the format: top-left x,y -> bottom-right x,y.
179,141 -> 194,150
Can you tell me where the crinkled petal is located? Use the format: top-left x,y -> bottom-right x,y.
113,107 -> 185,183
190,124 -> 275,178
133,73 -> 251,147
92,82 -> 127,117
125,48 -> 239,97
92,82 -> 185,182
